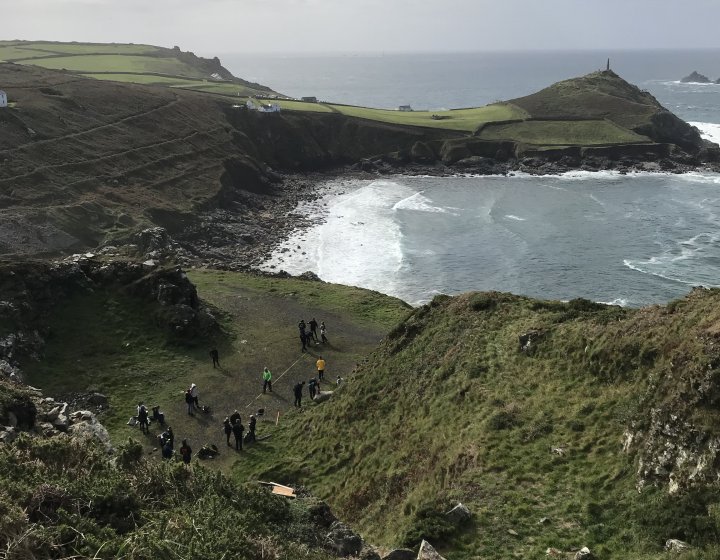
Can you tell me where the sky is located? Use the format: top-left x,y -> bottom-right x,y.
2,0 -> 720,55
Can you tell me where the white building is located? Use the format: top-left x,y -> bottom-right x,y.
259,103 -> 281,113
0,90 -> 7,108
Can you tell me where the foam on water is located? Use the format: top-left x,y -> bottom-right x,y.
392,192 -> 458,214
261,180 -> 415,295
691,122 -> 720,145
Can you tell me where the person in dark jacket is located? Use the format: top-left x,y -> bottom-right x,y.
299,320 -> 308,353
179,439 -> 192,465
210,348 -> 220,368
293,381 -> 305,408
308,378 -> 318,400
223,417 -> 232,446
247,414 -> 257,443
137,403 -> 149,434
230,409 -> 241,425
308,318 -> 319,342
232,418 -> 244,451
185,388 -> 194,415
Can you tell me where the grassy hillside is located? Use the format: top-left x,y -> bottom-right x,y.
237,290 -> 720,559
21,269 -> 410,464
0,40 -> 275,97
0,424 -> 336,559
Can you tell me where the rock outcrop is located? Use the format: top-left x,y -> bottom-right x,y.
680,71 -> 712,83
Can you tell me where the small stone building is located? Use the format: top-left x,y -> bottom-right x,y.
0,90 -> 7,108
398,105 -> 413,112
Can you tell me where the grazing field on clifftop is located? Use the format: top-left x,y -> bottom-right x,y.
238,289 -> 720,559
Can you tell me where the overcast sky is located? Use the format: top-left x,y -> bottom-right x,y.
2,0 -> 720,55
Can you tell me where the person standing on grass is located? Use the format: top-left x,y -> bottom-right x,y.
230,409 -> 241,425
223,417 -> 232,446
232,418 -> 244,451
309,318 -> 319,343
166,426 -> 174,449
299,319 -> 308,353
263,367 -> 273,393
316,356 -> 326,381
185,387 -> 194,415
247,414 -> 257,443
190,383 -> 199,411
293,381 -> 305,408
320,321 -> 328,343
137,403 -> 149,434
308,378 -> 317,400
210,348 -> 220,368
180,439 -> 192,465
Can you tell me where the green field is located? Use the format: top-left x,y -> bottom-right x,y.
478,119 -> 649,145
24,54 -> 204,77
0,40 -> 159,57
326,102 -> 528,131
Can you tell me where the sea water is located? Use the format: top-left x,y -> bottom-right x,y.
224,50 -> 720,306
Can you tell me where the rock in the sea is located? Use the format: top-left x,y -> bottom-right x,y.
382,550 -> 415,560
417,540 -> 446,560
325,521 -> 362,556
445,502 -> 471,524
665,539 -> 692,552
680,71 -> 712,83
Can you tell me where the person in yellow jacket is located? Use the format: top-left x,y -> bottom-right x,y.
316,356 -> 325,381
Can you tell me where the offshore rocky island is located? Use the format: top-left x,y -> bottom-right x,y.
2,42 -> 720,559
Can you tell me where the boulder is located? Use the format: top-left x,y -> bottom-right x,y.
52,414 -> 69,432
444,502 -> 471,524
325,521 -> 362,557
87,393 -> 108,407
0,427 -> 17,444
665,539 -> 692,552
410,142 -> 436,164
417,540 -> 446,560
382,550 -> 415,560
314,391 -> 334,404
574,547 -> 594,560
359,548 -> 382,560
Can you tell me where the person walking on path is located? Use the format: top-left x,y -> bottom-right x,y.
293,381 -> 305,408
320,321 -> 328,343
230,409 -> 241,425
180,439 -> 192,465
189,383 -> 199,411
308,378 -> 318,400
247,415 -> 257,443
232,418 -> 244,451
263,367 -> 273,393
223,417 -> 232,446
210,348 -> 220,368
137,403 -> 149,434
309,318 -> 319,343
185,387 -> 194,415
316,356 -> 326,381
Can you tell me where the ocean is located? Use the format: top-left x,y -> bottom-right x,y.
221,50 -> 720,306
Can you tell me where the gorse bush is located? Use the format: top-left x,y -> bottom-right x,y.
0,435 -> 334,559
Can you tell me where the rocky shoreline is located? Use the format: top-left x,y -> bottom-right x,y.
145,152 -> 720,273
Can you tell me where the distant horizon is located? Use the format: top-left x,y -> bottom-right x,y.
4,38 -> 720,59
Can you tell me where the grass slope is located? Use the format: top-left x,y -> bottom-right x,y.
0,425 -> 335,559
237,291 -> 720,559
478,119 -> 649,146
22,270 -> 410,470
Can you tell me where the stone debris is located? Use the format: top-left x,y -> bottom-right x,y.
325,520 -> 363,557
444,502 -> 471,524
382,549 -> 415,560
665,539 -> 692,552
574,547 -> 594,560
417,540 -> 446,560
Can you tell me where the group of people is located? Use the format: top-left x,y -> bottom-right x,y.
129,317 -> 338,465
222,410 -> 257,451
298,318 -> 328,353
